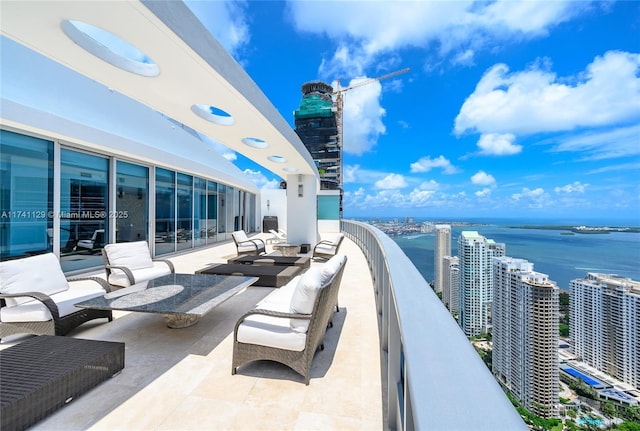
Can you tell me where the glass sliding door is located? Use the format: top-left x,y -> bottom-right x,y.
218,184 -> 226,239
115,161 -> 148,243
206,181 -> 217,244
155,167 -> 175,255
176,173 -> 193,251
194,177 -> 206,247
0,130 -> 54,260
60,148 -> 109,271
227,186 -> 235,234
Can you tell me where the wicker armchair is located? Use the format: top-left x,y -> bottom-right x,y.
232,230 -> 266,256
312,233 -> 344,260
102,241 -> 174,288
232,255 -> 347,384
0,253 -> 113,340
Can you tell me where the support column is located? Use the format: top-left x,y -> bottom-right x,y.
285,174 -> 318,248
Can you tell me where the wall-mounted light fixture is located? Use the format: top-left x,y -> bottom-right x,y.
267,200 -> 270,211
297,175 -> 303,198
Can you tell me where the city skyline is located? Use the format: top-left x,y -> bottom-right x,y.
186,1 -> 640,221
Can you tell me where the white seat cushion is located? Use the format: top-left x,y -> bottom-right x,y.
320,254 -> 346,285
237,243 -> 258,253
236,313 -> 307,352
0,284 -> 104,322
104,241 -> 153,270
289,267 -> 322,333
257,275 -> 301,309
107,262 -> 172,287
0,253 -> 69,306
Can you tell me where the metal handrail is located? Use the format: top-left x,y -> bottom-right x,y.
341,220 -> 526,431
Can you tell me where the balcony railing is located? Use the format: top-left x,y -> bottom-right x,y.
341,220 -> 527,431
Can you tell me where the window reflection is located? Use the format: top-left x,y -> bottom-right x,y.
176,173 -> 193,251
155,168 -> 175,255
0,130 -> 53,260
60,149 -> 108,271
116,161 -> 148,243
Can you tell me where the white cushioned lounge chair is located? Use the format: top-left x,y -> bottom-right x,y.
0,253 -> 113,340
102,241 -> 174,288
232,230 -> 266,256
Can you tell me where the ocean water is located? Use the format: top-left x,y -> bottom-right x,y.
392,223 -> 640,290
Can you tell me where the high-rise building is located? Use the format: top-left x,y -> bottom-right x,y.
570,273 -> 640,389
442,255 -> 459,314
293,82 -> 341,191
458,231 -> 505,336
493,257 -> 559,418
434,224 -> 451,293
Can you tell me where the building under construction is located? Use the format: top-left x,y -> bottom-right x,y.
294,82 -> 341,192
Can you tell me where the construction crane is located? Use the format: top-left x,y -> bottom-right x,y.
332,65 -> 410,155
330,67 -> 410,214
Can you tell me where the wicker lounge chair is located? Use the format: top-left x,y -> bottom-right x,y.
312,233 -> 344,260
102,241 -> 174,288
232,254 -> 347,384
232,230 -> 266,256
266,229 -> 287,244
0,253 -> 113,340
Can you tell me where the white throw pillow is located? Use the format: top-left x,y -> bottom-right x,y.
0,253 -> 69,306
320,254 -> 346,286
289,267 -> 322,333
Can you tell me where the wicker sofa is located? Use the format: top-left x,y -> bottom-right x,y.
232,254 -> 347,384
102,241 -> 174,288
0,253 -> 113,340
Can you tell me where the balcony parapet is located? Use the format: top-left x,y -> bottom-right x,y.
341,220 -> 526,431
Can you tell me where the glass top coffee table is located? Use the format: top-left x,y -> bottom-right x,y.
75,273 -> 258,328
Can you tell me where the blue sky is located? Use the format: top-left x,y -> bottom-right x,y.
186,1 -> 640,222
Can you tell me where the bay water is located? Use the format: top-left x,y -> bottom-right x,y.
392,222 -> 640,291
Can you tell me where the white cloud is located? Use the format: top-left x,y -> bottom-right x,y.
452,49 -> 475,67
455,51 -> 640,136
410,155 -> 459,174
551,124 -> 640,161
288,1 -> 582,74
475,188 -> 492,197
242,169 -> 279,189
512,187 -> 546,202
375,173 -> 407,190
339,78 -> 386,155
554,181 -> 588,194
476,133 -> 522,156
186,1 -> 250,59
419,180 -> 440,191
471,170 -> 496,186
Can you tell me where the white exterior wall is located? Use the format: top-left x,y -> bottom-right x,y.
285,174 -> 318,247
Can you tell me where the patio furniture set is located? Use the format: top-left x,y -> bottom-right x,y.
0,229 -> 347,427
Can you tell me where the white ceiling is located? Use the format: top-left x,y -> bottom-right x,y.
0,0 -> 317,179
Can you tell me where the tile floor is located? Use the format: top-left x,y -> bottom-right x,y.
1,234 -> 384,430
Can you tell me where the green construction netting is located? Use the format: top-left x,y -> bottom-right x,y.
294,94 -> 334,119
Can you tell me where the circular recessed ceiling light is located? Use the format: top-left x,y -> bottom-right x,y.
268,155 -> 287,163
283,167 -> 298,173
191,104 -> 235,126
61,20 -> 159,77
242,137 -> 269,149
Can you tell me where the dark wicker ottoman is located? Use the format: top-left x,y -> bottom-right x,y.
227,255 -> 311,269
0,335 -> 125,431
197,263 -> 303,287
